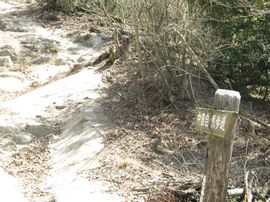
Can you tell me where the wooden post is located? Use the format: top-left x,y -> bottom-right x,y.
200,89 -> 241,202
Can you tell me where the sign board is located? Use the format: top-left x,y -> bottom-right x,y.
195,108 -> 237,138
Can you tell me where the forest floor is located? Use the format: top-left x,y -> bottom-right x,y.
0,1 -> 269,202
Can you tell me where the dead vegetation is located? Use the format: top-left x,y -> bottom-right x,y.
92,56 -> 269,201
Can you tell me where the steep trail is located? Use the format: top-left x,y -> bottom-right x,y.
0,1 -> 122,201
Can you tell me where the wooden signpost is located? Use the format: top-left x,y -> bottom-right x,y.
195,89 -> 241,202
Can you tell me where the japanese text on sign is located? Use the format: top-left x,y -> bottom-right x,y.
195,108 -> 237,137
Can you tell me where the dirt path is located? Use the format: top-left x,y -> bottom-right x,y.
0,1 -> 122,201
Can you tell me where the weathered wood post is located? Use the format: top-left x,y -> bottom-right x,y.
195,89 -> 241,202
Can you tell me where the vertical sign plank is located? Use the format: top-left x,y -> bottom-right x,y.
200,89 -> 241,202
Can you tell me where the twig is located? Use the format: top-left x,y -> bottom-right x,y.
153,159 -> 182,175
177,32 -> 219,90
240,112 -> 270,131
199,175 -> 206,202
244,143 -> 253,202
131,1 -> 145,81
189,74 -> 199,107
244,170 -> 253,202
171,153 -> 189,174
228,188 -> 244,196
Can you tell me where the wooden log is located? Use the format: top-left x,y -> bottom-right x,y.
200,89 -> 241,202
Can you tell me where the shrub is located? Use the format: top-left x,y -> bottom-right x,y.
201,0 -> 270,99
129,0 -> 213,103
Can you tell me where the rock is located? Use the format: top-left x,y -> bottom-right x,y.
0,71 -> 27,80
26,64 -> 71,84
32,56 -> 53,65
0,19 -> 7,30
0,66 -> 8,72
22,43 -> 39,52
153,138 -> 174,155
0,72 -> 30,92
74,33 -> 106,47
13,132 -> 33,145
74,32 -> 92,43
55,58 -> 68,65
0,56 -> 13,67
32,196 -> 56,202
39,13 -> 60,22
0,45 -> 20,61
25,123 -> 53,138
8,26 -> 26,32
241,116 -> 262,134
89,26 -> 101,33
0,19 -> 26,32
41,40 -> 59,54
0,49 -> 18,61
21,36 -> 59,54
55,105 -> 66,110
